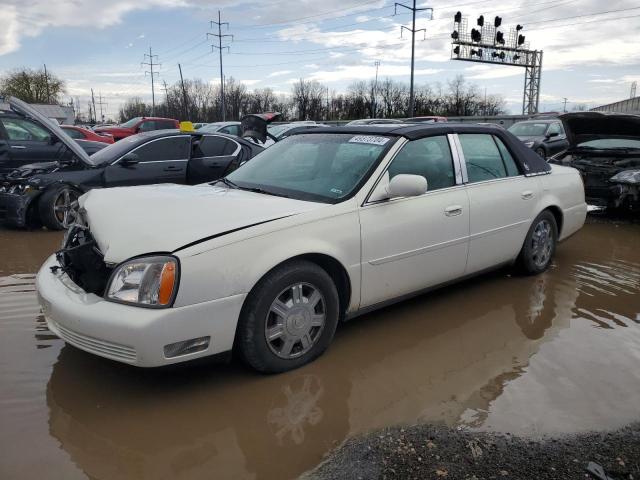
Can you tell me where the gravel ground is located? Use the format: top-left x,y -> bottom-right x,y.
306,423 -> 640,480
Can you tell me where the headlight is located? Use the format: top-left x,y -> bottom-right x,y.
610,169 -> 640,185
106,256 -> 179,308
524,141 -> 535,148
7,184 -> 32,195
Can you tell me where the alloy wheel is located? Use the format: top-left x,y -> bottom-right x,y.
53,188 -> 80,228
531,219 -> 553,268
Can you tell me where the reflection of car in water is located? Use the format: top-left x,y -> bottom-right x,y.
45,259 -> 582,479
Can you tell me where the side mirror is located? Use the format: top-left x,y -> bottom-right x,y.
546,131 -> 559,138
120,152 -> 140,166
369,173 -> 428,202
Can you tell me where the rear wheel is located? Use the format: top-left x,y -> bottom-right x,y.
237,260 -> 340,373
38,185 -> 81,230
517,210 -> 558,275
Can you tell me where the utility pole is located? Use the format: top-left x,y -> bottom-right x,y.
90,89 -> 97,124
43,64 -> 51,104
562,97 -> 568,113
208,11 -> 233,121
95,92 -> 107,124
142,47 -> 160,115
373,60 -> 380,118
396,1 -> 433,117
631,81 -> 637,99
178,63 -> 190,120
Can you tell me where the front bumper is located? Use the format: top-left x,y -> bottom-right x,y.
36,255 -> 246,367
0,191 -> 38,227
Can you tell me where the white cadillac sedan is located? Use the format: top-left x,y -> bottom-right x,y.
36,124 -> 587,372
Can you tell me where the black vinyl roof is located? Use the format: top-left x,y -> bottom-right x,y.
291,122 -> 552,176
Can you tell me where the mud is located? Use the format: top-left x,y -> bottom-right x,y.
0,219 -> 639,479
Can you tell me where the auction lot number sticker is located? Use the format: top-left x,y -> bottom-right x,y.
348,135 -> 390,146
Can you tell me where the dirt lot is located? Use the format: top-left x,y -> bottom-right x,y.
0,214 -> 639,479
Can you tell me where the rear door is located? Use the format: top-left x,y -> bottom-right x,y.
104,135 -> 190,186
187,134 -> 242,183
455,133 -> 540,274
545,121 -> 569,155
0,117 -> 69,169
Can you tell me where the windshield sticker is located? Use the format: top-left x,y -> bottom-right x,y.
330,188 -> 343,195
348,135 -> 390,146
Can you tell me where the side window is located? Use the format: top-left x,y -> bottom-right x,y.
220,125 -> 241,136
138,121 -> 156,132
494,137 -> 520,176
193,136 -> 238,157
156,120 -> 176,130
547,122 -> 561,136
2,118 -> 51,142
387,135 -> 455,191
132,136 -> 190,162
63,128 -> 84,139
458,134 -> 508,183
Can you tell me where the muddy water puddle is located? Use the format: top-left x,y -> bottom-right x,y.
0,222 -> 639,479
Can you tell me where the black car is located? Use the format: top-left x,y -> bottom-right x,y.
507,119 -> 569,159
76,139 -> 108,155
549,112 -> 640,212
0,97 -> 264,230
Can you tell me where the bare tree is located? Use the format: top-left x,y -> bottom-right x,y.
0,67 -> 66,104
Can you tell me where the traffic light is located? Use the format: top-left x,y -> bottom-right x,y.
451,30 -> 459,40
496,31 -> 505,44
454,11 -> 462,23
453,46 -> 460,55
471,48 -> 483,57
518,34 -> 526,46
471,28 -> 481,42
477,15 -> 484,27
513,54 -> 521,61
494,16 -> 502,28
516,24 -> 523,31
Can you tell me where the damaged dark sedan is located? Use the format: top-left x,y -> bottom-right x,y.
549,112 -> 640,212
0,97 -> 263,230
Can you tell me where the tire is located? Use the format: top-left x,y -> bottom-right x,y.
517,210 -> 558,275
237,260 -> 340,373
38,185 -> 81,230
535,147 -> 546,159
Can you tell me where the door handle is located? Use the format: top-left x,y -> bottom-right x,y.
521,190 -> 534,200
164,166 -> 181,171
444,205 -> 463,217
11,145 -> 26,149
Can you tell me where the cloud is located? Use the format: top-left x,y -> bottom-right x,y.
240,79 -> 261,86
306,64 -> 441,83
267,70 -> 293,77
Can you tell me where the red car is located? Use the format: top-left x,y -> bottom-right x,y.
61,125 -> 115,144
93,117 -> 180,141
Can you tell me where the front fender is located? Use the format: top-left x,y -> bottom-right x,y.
174,210 -> 361,311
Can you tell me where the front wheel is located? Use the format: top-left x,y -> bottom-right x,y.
38,185 -> 81,230
535,147 -> 546,159
237,260 -> 340,373
517,210 -> 558,275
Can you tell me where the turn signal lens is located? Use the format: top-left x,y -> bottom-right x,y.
158,262 -> 176,306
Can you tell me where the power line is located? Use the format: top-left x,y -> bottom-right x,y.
142,47 -> 160,115
208,10 -> 233,121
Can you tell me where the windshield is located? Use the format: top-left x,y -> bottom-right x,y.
508,122 -> 549,136
226,133 -> 394,203
577,138 -> 640,149
198,123 -> 226,133
119,117 -> 141,128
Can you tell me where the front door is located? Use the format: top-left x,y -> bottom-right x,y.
456,133 -> 540,274
359,135 -> 470,308
104,135 -> 190,186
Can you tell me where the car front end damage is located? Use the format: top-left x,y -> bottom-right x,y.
0,179 -> 43,227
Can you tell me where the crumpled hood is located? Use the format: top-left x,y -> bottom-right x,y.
80,183 -> 323,263
560,112 -> 640,147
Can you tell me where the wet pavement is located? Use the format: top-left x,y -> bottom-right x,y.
0,219 -> 639,479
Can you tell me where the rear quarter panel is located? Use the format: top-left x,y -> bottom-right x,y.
535,165 -> 587,241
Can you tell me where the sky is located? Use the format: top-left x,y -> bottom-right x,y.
0,0 -> 639,119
